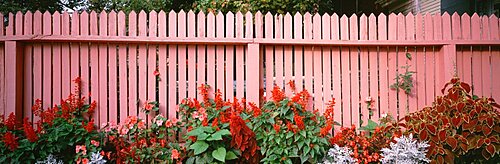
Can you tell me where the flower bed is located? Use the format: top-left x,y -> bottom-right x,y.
1,78 -> 499,163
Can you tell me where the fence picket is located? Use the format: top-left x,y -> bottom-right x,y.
236,12 -> 244,99
108,11 -> 118,123
33,11 -> 42,122
89,11 -> 99,121
167,11 -> 177,119
226,12 -> 235,99
138,11 -> 148,120
98,11 -> 108,124
1,11 -> 499,128
215,12 -> 224,97
80,12 -> 90,103
368,14 -> 379,121
23,11 -> 34,120
284,13 -> 293,96
188,11 -> 197,99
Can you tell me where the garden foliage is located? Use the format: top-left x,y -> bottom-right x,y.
1,77 -> 499,164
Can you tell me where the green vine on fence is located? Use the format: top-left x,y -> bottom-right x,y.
390,53 -> 415,95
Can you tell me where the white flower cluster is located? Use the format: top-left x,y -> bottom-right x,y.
89,152 -> 107,164
35,154 -> 63,164
321,144 -> 357,164
381,134 -> 430,164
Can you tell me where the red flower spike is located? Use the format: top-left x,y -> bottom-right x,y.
4,113 -> 16,130
2,132 -> 18,151
23,118 -> 38,142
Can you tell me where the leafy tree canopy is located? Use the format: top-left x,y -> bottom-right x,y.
1,0 -> 335,15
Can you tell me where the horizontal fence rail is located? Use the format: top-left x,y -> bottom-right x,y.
0,11 -> 499,128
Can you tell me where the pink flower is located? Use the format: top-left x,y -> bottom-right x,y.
165,120 -> 173,128
138,120 -> 146,129
156,119 -> 164,126
82,158 -> 89,164
171,118 -> 179,124
120,127 -> 129,135
76,145 -> 87,155
91,140 -> 100,147
171,149 -> 180,160
144,101 -> 153,111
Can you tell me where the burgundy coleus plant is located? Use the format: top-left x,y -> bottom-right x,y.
401,78 -> 500,164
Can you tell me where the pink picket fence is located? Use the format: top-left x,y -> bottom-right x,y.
0,11 -> 499,127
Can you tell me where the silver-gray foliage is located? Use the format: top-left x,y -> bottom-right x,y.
35,154 -> 64,164
321,144 -> 357,164
381,134 -> 431,164
89,152 -> 107,164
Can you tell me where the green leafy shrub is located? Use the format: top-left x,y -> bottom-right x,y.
250,82 -> 333,164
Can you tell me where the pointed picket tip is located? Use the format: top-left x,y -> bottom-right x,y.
360,14 -> 367,19
216,11 -> 223,17
149,10 -> 157,15
187,10 -> 195,16
350,13 -> 357,18
168,10 -> 176,16
378,13 -> 386,18
81,10 -> 89,16
207,12 -> 215,19
304,12 -> 311,18
471,13 -> 480,19
461,12 -> 470,19
415,12 -> 422,17
26,10 -> 33,15
331,13 -> 339,19
489,14 -> 498,20
158,10 -> 166,15
197,10 -> 205,16
313,13 -> 321,19
227,11 -> 234,18
34,10 -> 42,15
109,10 -> 117,15
255,11 -> 262,17
396,12 -> 404,17
285,12 -> 292,18
15,11 -> 22,16
340,14 -> 348,20
90,10 -> 98,15
406,12 -> 414,17
245,11 -> 252,16
369,13 -> 376,19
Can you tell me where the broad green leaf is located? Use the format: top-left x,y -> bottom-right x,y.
190,141 -> 209,155
213,129 -> 231,136
207,133 -> 223,141
225,151 -> 238,160
212,147 -> 226,162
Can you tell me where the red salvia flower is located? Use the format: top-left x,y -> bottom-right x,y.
214,89 -> 224,109
248,102 -> 261,117
2,132 -> 18,151
198,84 -> 210,104
88,101 -> 97,115
287,80 -> 296,92
320,122 -> 333,137
324,98 -> 335,122
4,113 -> 16,130
273,124 -> 281,133
271,86 -> 286,103
32,99 -> 42,116
83,119 -> 95,132
294,114 -> 305,130
286,121 -> 298,134
23,118 -> 38,142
